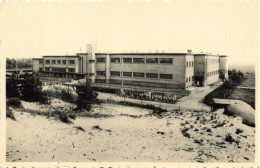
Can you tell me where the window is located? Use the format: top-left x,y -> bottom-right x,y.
39,68 -> 43,71
159,58 -> 173,64
133,58 -> 145,63
69,60 -> 75,64
146,58 -> 158,63
68,68 -> 75,73
52,68 -> 66,72
133,72 -> 145,78
110,71 -> 120,76
45,67 -> 50,71
52,60 -> 56,64
123,58 -> 132,63
186,77 -> 188,82
45,60 -> 50,64
160,74 -> 172,79
39,60 -> 43,64
123,72 -> 132,77
97,71 -> 105,76
192,61 -> 194,67
89,60 -> 94,63
111,58 -> 120,63
62,60 -> 67,64
189,77 -> 191,82
57,60 -> 61,64
97,57 -> 106,63
186,62 -> 189,67
146,73 -> 158,79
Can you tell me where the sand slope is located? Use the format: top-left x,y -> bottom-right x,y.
7,100 -> 255,162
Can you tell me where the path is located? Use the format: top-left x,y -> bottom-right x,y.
98,83 -> 223,112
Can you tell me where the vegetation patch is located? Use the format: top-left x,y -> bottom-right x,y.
6,107 -> 16,120
6,98 -> 22,108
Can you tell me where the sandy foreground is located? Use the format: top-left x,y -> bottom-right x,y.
7,99 -> 255,162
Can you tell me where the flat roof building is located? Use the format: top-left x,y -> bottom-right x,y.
32,47 -> 228,90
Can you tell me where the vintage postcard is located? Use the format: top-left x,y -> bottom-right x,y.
0,0 -> 259,167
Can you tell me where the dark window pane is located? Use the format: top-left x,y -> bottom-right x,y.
146,58 -> 158,63
133,58 -> 145,63
160,74 -> 172,79
111,58 -> 121,63
160,58 -> 172,64
97,58 -> 106,63
146,73 -> 158,78
110,71 -> 120,76
123,58 -> 132,63
133,72 -> 145,78
123,72 -> 132,77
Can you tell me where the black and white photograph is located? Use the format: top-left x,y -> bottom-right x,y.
1,0 -> 258,166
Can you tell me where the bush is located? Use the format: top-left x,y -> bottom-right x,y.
43,88 -> 76,103
225,133 -> 235,143
6,76 -> 20,98
75,83 -> 98,111
56,111 -> 72,124
20,74 -> 44,102
6,98 -> 21,108
181,127 -> 190,138
6,107 -> 16,120
235,128 -> 244,134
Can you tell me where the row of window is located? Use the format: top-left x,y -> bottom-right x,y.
97,71 -> 173,79
186,61 -> 194,68
44,67 -> 75,73
44,60 -> 75,65
207,70 -> 219,77
96,57 -> 173,64
208,59 -> 220,64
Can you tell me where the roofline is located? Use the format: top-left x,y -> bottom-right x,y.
194,54 -> 225,57
95,53 -> 188,55
32,58 -> 43,60
43,55 -> 78,58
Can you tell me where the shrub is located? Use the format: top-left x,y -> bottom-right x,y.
181,127 -> 190,138
92,125 -> 102,131
6,98 -> 21,108
75,126 -> 85,132
20,74 -> 44,102
235,128 -> 244,134
225,133 -> 235,143
6,76 -> 20,98
75,83 -> 98,111
57,111 -> 72,124
6,107 -> 16,120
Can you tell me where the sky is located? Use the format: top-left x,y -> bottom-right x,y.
1,1 -> 259,66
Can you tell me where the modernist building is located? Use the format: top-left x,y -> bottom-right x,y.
32,48 -> 228,89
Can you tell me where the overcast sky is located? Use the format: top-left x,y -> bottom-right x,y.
1,1 -> 258,66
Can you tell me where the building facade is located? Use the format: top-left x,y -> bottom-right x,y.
32,49 -> 228,89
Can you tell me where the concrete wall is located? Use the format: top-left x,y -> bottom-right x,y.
43,56 -> 79,73
94,54 -> 187,89
205,55 -> 220,85
32,59 -> 43,72
185,55 -> 194,88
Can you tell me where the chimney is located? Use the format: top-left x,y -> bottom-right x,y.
187,49 -> 192,54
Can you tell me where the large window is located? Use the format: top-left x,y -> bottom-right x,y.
45,60 -> 50,64
123,72 -> 132,77
146,73 -> 158,79
146,58 -> 158,63
52,67 -> 66,72
45,67 -> 50,71
110,71 -> 120,76
62,60 -> 67,64
97,71 -> 105,76
57,60 -> 61,64
160,74 -> 172,79
133,72 -> 145,78
111,58 -> 120,63
97,57 -> 106,63
123,58 -> 132,63
159,58 -> 172,64
133,58 -> 145,63
39,60 -> 43,64
52,60 -> 56,64
68,68 -> 75,73
69,60 -> 75,64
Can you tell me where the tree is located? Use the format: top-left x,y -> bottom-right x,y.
75,82 -> 98,111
